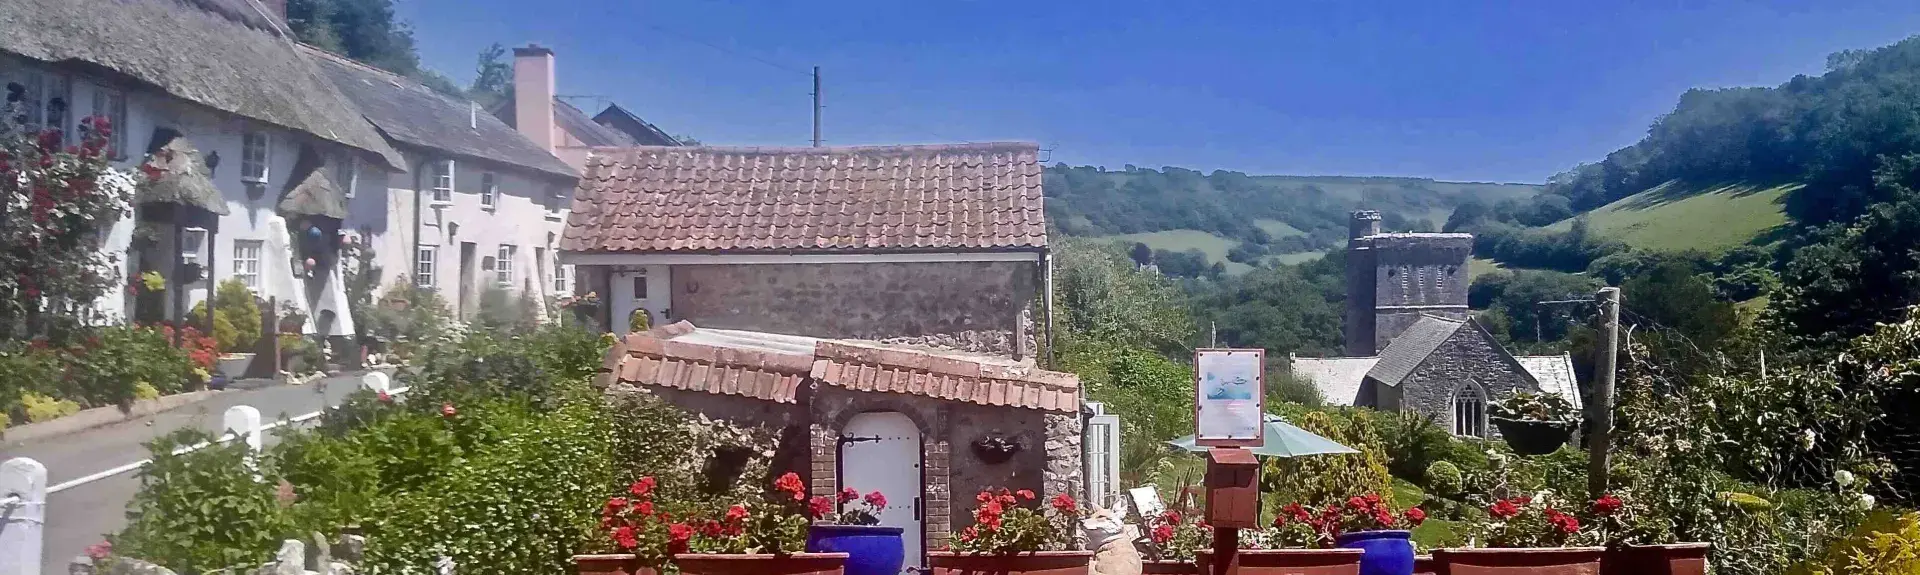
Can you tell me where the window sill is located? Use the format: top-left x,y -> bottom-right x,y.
429,201 -> 453,209
242,177 -> 268,185
544,213 -> 563,221
480,205 -> 497,213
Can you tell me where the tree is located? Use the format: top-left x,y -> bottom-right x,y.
1772,156 -> 1920,345
468,43 -> 513,110
1152,249 -> 1208,279
287,0 -> 465,96
1128,242 -> 1152,267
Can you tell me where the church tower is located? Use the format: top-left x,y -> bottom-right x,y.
1343,211 -> 1474,355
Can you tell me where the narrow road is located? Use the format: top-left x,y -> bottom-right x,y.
1,375 -> 368,573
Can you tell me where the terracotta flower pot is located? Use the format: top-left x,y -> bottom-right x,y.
674,553 -> 850,575
1196,549 -> 1365,575
1143,559 -> 1199,575
1412,555 -> 1438,575
573,554 -> 655,575
1601,543 -> 1710,575
927,550 -> 1094,575
1433,547 -> 1605,575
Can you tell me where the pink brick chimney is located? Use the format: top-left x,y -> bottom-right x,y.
513,44 -> 558,153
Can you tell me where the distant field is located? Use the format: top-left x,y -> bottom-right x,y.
1547,180 -> 1797,254
1469,257 -> 1506,281
1254,219 -> 1307,238
1247,175 -> 1542,228
1097,229 -> 1326,275
1268,251 -> 1326,265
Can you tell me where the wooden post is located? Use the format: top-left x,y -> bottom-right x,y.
1588,287 -> 1621,499
0,457 -> 48,575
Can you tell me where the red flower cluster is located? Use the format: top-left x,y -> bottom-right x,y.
1490,498 -> 1523,520
838,487 -> 860,504
865,490 -> 888,509
603,476 -> 687,556
773,472 -> 807,501
1050,492 -> 1077,514
1590,493 -> 1623,516
808,495 -> 834,518
1544,509 -> 1581,534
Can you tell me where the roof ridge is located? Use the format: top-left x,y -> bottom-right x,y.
589,141 -> 1039,155
301,44 -> 489,111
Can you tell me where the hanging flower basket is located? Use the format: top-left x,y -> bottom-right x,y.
1197,549 -> 1364,575
1490,417 -> 1576,455
574,554 -> 657,575
928,551 -> 1093,575
1601,542 -> 1710,575
1432,547 -> 1605,575
675,553 -> 848,575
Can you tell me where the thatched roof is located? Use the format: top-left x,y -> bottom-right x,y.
277,144 -> 348,219
307,46 -> 578,181
140,132 -> 228,215
0,0 -> 404,170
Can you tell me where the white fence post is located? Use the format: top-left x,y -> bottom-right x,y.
0,457 -> 48,575
361,371 -> 390,395
225,405 -> 263,479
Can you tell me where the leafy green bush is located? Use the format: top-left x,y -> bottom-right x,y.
1425,461 -> 1464,497
1263,409 -> 1395,507
362,395 -> 614,574
116,429 -> 294,573
187,301 -> 239,352
476,285 -> 539,335
362,281 -> 452,359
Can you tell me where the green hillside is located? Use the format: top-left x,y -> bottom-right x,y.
1545,180 -> 1797,254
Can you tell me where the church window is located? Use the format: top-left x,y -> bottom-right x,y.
1454,383 -> 1487,437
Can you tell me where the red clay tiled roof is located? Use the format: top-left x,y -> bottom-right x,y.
561,142 -> 1048,253
611,332 -> 814,403
599,324 -> 1080,412
808,342 -> 1079,412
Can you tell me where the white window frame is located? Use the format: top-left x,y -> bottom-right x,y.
431,160 -> 454,204
180,228 -> 207,266
241,130 -> 270,183
89,86 -> 127,160
335,156 -> 359,199
479,172 -> 498,209
496,244 -> 515,286
233,240 -> 263,289
415,246 -> 437,288
1084,402 -> 1122,510
552,253 -> 568,295
1453,382 -> 1487,437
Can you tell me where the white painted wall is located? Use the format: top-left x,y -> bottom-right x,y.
348,150 -> 575,321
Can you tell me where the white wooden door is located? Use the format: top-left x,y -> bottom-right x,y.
841,412 -> 923,574
611,266 -> 671,335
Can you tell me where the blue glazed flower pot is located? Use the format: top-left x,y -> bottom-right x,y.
1335,530 -> 1414,575
806,524 -> 905,575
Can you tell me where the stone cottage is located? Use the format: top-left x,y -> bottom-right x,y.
598,321 -> 1083,574
557,142 -> 1049,360
1293,211 -> 1581,437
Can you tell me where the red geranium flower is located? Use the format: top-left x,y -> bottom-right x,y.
808,496 -> 834,518
1591,494 -> 1624,516
1490,499 -> 1521,520
668,523 -> 694,553
1152,523 -> 1174,544
612,526 -> 638,550
604,497 -> 629,513
1403,507 -> 1427,526
1050,493 -> 1078,514
727,504 -> 750,522
1016,489 -> 1036,501
774,472 -> 807,500
839,487 -> 860,504
634,501 -> 654,517
864,491 -> 888,509
701,520 -> 723,537
630,477 -> 657,498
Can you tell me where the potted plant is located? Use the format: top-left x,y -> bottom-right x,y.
1200,501 -> 1361,575
1142,509 -> 1209,574
1589,492 -> 1710,575
1489,391 -> 1579,455
1438,494 -> 1603,575
1330,494 -> 1426,575
931,488 -> 1091,575
681,472 -> 850,575
578,477 -> 677,575
806,488 -> 904,575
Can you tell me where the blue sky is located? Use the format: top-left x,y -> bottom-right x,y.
397,0 -> 1920,183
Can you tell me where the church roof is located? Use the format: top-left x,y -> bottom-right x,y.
1365,316 -> 1468,387
1515,354 -> 1583,410
1288,356 -> 1379,406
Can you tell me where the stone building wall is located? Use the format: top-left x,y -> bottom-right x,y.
669,261 -> 1039,359
1396,326 -> 1540,438
1363,234 -> 1473,354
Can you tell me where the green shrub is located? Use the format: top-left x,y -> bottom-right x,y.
187,302 -> 239,352
280,335 -> 325,373
363,281 -> 452,358
1264,409 -> 1395,506
1787,510 -> 1920,575
1425,461 -> 1465,497
132,382 -> 160,401
184,280 -> 264,353
361,395 -> 614,575
116,429 -> 295,573
21,391 -> 79,422
72,325 -> 200,404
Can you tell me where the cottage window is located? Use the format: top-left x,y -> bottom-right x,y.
553,253 -> 568,295
1085,406 -> 1122,509
233,240 -> 263,289
431,160 -> 455,204
1453,383 -> 1487,437
335,156 -> 358,199
180,228 -> 207,266
241,131 -> 269,183
415,246 -> 437,288
10,70 -> 72,142
479,172 -> 497,209
496,244 -> 515,286
89,88 -> 127,160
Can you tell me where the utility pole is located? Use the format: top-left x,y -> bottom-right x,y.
1588,286 -> 1621,499
811,66 -> 822,147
